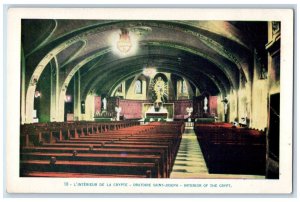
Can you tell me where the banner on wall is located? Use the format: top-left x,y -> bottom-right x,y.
94,96 -> 101,116
209,96 -> 218,116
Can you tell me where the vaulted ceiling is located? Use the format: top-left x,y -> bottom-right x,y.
22,19 -> 268,98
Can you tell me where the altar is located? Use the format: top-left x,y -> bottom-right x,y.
145,112 -> 168,119
143,103 -> 174,121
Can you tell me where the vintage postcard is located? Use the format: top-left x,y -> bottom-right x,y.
5,7 -> 293,194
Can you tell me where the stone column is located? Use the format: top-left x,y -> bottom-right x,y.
21,46 -> 26,124
73,71 -> 81,121
50,57 -> 59,122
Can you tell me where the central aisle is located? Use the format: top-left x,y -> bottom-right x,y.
170,128 -> 208,178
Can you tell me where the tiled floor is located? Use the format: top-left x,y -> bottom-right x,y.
170,128 -> 265,179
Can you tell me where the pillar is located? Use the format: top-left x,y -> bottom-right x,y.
50,57 -> 60,122
21,46 -> 26,124
73,71 -> 81,121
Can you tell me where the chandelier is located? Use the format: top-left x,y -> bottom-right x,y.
117,28 -> 132,54
143,67 -> 156,77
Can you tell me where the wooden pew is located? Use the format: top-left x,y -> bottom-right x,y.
20,121 -> 184,178
194,123 -> 266,175
20,121 -> 140,146
20,160 -> 158,177
22,146 -> 169,177
21,152 -> 165,178
37,142 -> 173,175
23,171 -> 149,178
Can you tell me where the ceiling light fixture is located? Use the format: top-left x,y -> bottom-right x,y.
117,28 -> 132,54
143,67 -> 157,77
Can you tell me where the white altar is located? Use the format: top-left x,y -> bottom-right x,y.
142,103 -> 174,120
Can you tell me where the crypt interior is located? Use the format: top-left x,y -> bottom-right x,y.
20,20 -> 280,179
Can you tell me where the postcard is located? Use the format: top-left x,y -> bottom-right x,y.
5,7 -> 293,194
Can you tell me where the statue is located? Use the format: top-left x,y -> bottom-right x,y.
224,102 -> 228,114
115,107 -> 122,121
203,97 -> 208,113
154,77 -> 165,103
186,107 -> 193,122
102,97 -> 107,111
222,97 -> 229,114
241,115 -> 248,127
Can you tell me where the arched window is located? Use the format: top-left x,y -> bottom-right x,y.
117,84 -> 122,93
181,79 -> 187,94
135,80 -> 142,94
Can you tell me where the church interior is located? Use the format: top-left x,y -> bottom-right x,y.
20,19 -> 280,179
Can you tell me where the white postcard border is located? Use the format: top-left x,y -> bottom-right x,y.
5,8 -> 294,194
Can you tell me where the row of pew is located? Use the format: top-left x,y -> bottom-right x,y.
20,121 -> 184,178
20,121 -> 140,147
194,123 -> 266,175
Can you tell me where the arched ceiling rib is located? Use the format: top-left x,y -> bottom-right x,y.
23,20 -> 250,74
22,19 -> 266,99
80,61 -> 227,100
105,67 -> 223,96
106,67 -> 224,96
72,40 -> 235,98
23,20 -> 251,57
65,42 -> 237,100
79,54 -> 231,98
22,19 -> 57,56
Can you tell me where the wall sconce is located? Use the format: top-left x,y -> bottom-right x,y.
65,95 -> 72,102
221,97 -> 229,104
34,91 -> 41,98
